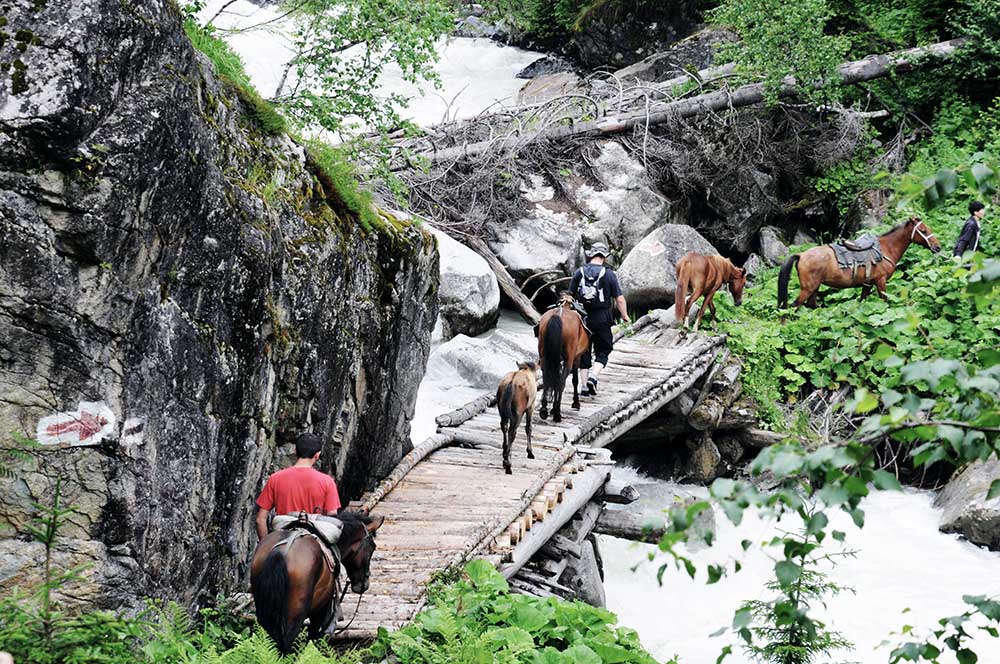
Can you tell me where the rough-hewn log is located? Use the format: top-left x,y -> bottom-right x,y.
435,394 -> 494,428
741,428 -> 788,448
540,534 -> 583,560
405,39 -> 967,167
597,480 -> 640,504
500,463 -> 610,578
466,236 -> 541,325
594,509 -> 667,544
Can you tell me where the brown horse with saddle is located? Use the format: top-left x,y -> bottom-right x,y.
778,217 -> 941,308
537,294 -> 590,423
251,510 -> 384,653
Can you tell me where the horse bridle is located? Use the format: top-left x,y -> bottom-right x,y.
911,220 -> 936,245
330,526 -> 375,636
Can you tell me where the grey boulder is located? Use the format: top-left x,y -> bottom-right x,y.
618,224 -> 718,310
431,227 -> 500,339
936,459 -> 1000,550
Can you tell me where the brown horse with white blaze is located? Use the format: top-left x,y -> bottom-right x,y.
250,511 -> 384,654
778,217 -> 941,308
674,253 -> 746,331
497,361 -> 539,474
537,294 -> 590,423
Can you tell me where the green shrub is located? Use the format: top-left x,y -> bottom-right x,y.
370,560 -> 660,664
183,20 -> 286,137
304,140 -> 384,234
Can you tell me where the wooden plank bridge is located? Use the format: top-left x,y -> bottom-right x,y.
337,313 -> 725,639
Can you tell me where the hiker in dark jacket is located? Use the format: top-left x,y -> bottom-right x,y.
569,242 -> 629,395
953,200 -> 986,257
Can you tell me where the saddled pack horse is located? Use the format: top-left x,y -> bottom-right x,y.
778,217 -> 941,308
250,511 -> 384,653
537,294 -> 590,423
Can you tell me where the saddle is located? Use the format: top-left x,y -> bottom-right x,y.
272,512 -> 342,574
536,301 -> 592,336
831,234 -> 884,283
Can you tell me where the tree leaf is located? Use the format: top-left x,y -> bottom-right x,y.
775,560 -> 802,588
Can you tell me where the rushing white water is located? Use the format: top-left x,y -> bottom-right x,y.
602,466 -> 1000,664
198,0 -> 544,129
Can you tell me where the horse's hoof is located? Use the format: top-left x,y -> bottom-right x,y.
539,411 -> 548,420
553,414 -> 562,423
572,401 -> 580,410
504,467 -> 512,475
527,450 -> 535,459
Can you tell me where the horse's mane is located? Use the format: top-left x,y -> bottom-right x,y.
882,217 -> 920,236
338,509 -> 375,540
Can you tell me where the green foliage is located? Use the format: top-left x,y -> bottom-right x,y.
0,431 -> 36,480
182,20 -> 286,136
737,522 -> 854,664
811,157 -> 882,220
256,0 -> 452,139
711,0 -> 850,105
369,559 -> 661,664
889,595 -> 1000,663
304,139 -> 383,234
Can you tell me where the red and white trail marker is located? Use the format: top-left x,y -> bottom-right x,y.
37,402 -> 116,447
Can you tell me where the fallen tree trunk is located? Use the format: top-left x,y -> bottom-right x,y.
401,38 -> 967,167
466,236 -> 541,325
594,509 -> 667,544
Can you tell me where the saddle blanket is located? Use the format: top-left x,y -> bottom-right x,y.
832,234 -> 884,280
273,513 -> 343,545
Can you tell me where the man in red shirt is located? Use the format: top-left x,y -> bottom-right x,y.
255,433 -> 342,540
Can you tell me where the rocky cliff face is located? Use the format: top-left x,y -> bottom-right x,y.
0,0 -> 438,609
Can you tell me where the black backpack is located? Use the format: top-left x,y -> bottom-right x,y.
576,266 -> 607,307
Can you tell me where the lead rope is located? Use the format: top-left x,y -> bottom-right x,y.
330,530 -> 373,636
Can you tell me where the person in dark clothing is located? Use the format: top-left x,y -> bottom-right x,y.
569,242 -> 629,395
953,200 -> 986,257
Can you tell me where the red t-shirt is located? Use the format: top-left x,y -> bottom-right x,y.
255,466 -> 341,515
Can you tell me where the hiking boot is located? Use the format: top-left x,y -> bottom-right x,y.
586,377 -> 598,396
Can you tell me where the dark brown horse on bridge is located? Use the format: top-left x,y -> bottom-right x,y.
250,511 -> 384,653
497,361 -> 539,474
778,217 -> 941,308
674,253 -> 746,331
537,294 -> 590,423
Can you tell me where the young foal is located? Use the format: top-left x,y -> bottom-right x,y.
674,253 -> 746,331
496,361 -> 538,474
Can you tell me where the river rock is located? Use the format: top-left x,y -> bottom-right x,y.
684,433 -> 721,484
489,175 -> 585,282
0,0 -> 437,611
794,228 -> 818,246
617,224 -> 718,310
758,226 -> 790,266
517,56 -> 575,79
517,73 -> 583,105
430,227 -> 500,339
743,253 -> 766,279
935,459 -> 1000,550
569,141 -> 687,257
453,15 -> 513,40
612,27 -> 737,83
425,330 -> 537,390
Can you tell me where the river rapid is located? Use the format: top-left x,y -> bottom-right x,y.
199,8 -> 1000,661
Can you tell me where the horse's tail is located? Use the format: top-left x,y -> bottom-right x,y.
253,548 -> 294,654
777,254 -> 800,309
541,315 -> 564,389
499,381 -> 516,425
674,262 -> 690,324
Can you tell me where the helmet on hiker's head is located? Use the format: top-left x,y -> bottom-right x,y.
585,242 -> 609,260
